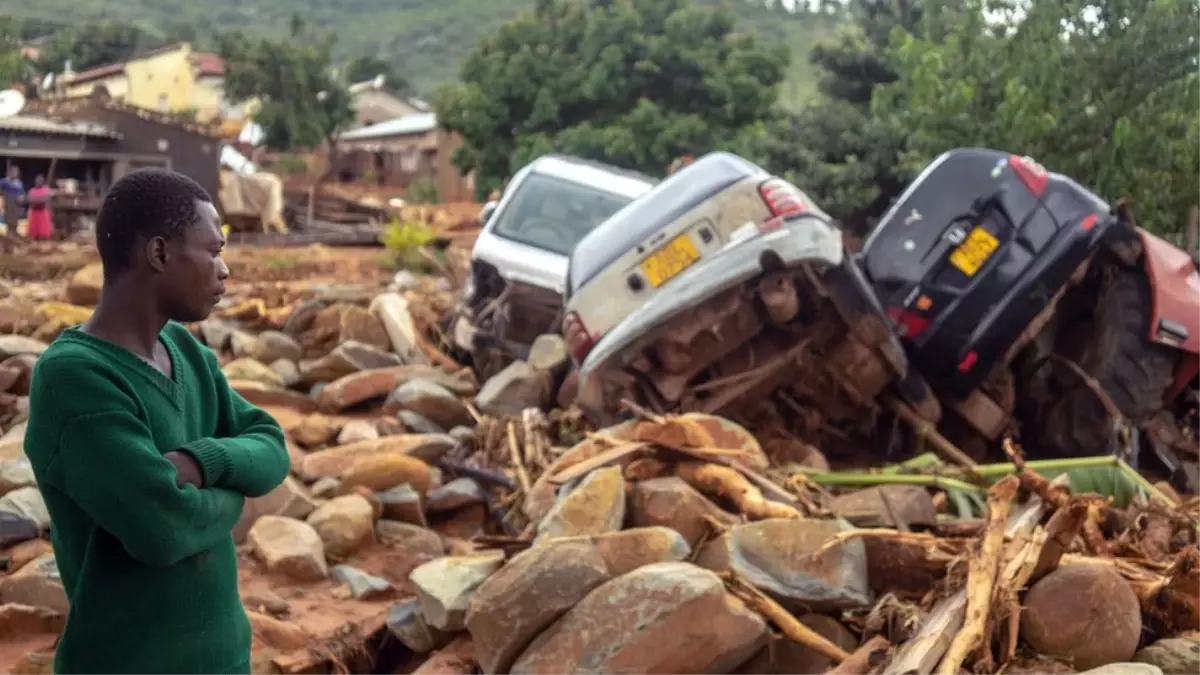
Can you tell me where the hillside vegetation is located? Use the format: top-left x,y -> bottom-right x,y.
0,0 -> 842,102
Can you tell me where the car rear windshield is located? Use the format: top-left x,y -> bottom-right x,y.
567,152 -> 762,293
490,172 -> 638,256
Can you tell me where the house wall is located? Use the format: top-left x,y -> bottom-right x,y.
123,46 -> 196,113
63,73 -> 129,101
335,129 -> 474,201
353,90 -> 423,127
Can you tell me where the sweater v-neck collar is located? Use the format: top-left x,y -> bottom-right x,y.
58,326 -> 186,411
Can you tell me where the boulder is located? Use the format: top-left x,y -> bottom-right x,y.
696,517 -> 871,612
0,603 -> 65,638
339,306 -> 393,352
0,487 -> 49,531
378,484 -> 428,527
829,485 -> 937,528
298,340 -> 402,386
387,597 -> 453,654
306,494 -> 377,558
537,466 -> 626,541
269,359 -> 301,388
331,565 -> 393,600
339,453 -> 433,495
298,434 -> 454,481
337,420 -> 379,445
230,330 -> 258,358
0,510 -> 38,548
1022,563 -> 1143,671
467,541 -> 612,674
0,553 -> 68,613
229,381 -> 316,413
232,477 -> 317,543
0,456 -> 36,496
0,336 -> 47,361
1135,636 -> 1200,675
409,551 -> 505,632
736,614 -> 858,674
199,318 -> 237,350
318,365 -> 474,413
292,413 -> 341,448
248,516 -> 328,581
383,380 -> 472,430
510,562 -> 767,674
629,476 -> 738,548
426,478 -> 485,515
222,358 -> 285,388
66,263 -> 103,305
475,361 -> 548,417
248,331 -> 303,364
377,520 -> 445,557
398,410 -> 445,434
554,526 -> 691,576
1081,665 -> 1163,675
370,293 -> 423,363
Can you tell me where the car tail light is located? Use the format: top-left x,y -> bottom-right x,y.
563,311 -> 596,362
757,216 -> 785,234
958,350 -> 978,372
886,306 -> 930,339
758,178 -> 808,217
1009,155 -> 1048,197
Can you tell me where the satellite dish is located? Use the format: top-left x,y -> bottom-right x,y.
0,90 -> 26,119
372,73 -> 385,89
41,72 -> 54,91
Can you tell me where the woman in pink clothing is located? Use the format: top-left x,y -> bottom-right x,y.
26,175 -> 53,241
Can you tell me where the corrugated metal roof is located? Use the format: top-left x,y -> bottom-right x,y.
339,112 -> 438,141
0,114 -> 120,138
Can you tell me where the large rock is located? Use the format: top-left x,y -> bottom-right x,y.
0,456 -> 35,496
1022,563 -> 1143,671
398,410 -> 445,434
537,466 -> 625,541
0,486 -> 49,531
337,420 -> 379,445
249,331 -> 303,364
467,541 -> 612,674
233,477 -> 317,543
474,361 -> 548,417
248,610 -> 312,651
229,381 -> 316,413
377,520 -> 444,557
527,334 -> 569,373
199,318 -> 237,350
0,336 -> 47,361
378,484 -> 428,527
0,602 -> 66,638
383,380 -> 472,430
318,365 -> 474,413
387,597 -> 453,654
0,510 -> 38,548
696,518 -> 871,612
340,306 -> 393,352
553,527 -> 691,576
66,263 -> 103,306
1135,636 -> 1200,675
298,434 -> 454,481
299,340 -> 403,386
829,485 -> 937,528
0,422 -> 25,461
269,359 -> 301,388
736,614 -> 858,674
222,358 -> 285,388
629,476 -> 738,548
511,562 -> 767,674
0,553 -> 69,612
248,516 -> 329,581
331,564 -> 393,600
410,551 -> 505,632
1081,665 -> 1164,675
338,453 -> 433,494
306,494 -> 377,558
370,293 -> 424,363
292,413 -> 341,448
426,478 -> 485,515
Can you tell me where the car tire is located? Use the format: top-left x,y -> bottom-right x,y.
1037,269 -> 1177,457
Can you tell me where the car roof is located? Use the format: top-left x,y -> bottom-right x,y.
525,154 -> 657,199
567,151 -> 768,293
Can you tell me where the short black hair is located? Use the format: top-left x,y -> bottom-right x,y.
95,168 -> 212,277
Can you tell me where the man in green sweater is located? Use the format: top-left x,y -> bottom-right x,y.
24,168 -> 291,674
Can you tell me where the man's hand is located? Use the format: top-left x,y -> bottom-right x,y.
164,451 -> 204,488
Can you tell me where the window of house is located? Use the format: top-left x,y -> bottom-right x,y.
157,94 -> 169,112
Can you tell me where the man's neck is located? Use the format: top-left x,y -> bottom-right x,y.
86,279 -> 169,359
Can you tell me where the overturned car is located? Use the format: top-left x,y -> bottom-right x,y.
565,152 -> 920,444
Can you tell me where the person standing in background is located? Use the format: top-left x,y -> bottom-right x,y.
0,166 -> 25,232
26,175 -> 53,241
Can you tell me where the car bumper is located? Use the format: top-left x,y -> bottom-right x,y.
576,220 -> 845,413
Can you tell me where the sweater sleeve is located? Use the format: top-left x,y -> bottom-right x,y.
37,376 -> 246,567
180,351 -> 290,498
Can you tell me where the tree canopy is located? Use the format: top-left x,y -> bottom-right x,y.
342,53 -> 412,94
435,0 -> 790,196
218,17 -> 355,152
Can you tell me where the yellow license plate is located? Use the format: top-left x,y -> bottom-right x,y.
641,234 -> 701,287
949,226 -> 999,277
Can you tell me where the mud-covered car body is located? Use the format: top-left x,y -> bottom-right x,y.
861,147 -> 1198,485
448,155 -> 655,377
567,152 -> 913,437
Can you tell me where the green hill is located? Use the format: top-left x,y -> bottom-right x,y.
1,0 -> 842,105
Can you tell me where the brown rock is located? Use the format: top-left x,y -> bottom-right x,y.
412,635 -> 477,675
474,361 -> 549,417
555,526 -> 691,576
696,518 -> 870,612
66,263 -> 103,305
510,562 -> 767,674
828,485 -> 937,528
383,379 -> 472,429
379,483 -> 428,526
736,614 -> 858,674
426,478 -> 485,515
0,603 -> 65,637
292,414 -> 341,448
34,302 -> 91,328
248,331 -> 303,365
228,381 -> 317,413
370,293 -> 424,363
5,539 -> 52,572
0,354 -> 38,396
466,541 -> 612,674
248,515 -> 328,581
306,494 -> 377,558
340,306 -> 392,351
318,365 -> 475,413
410,551 -> 506,631
243,589 -> 290,616
629,476 -> 739,548
222,358 -> 285,387
337,420 -> 379,445
377,520 -> 444,557
387,597 -> 453,654
233,477 -> 318,543
1022,562 -> 1142,670
8,649 -> 54,675
339,453 -> 433,494
298,340 -> 403,386
248,611 -> 312,651
0,553 -> 68,613
537,466 -> 625,541
298,434 -> 454,482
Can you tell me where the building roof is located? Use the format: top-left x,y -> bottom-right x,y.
0,114 -> 121,139
62,43 -> 226,84
191,52 -> 226,77
64,62 -> 126,85
339,112 -> 438,142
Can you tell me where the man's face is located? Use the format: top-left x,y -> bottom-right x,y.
160,200 -> 228,322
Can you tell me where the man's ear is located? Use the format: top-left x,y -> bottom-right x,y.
145,236 -> 168,272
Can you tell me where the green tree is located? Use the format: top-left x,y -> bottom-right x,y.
873,0 -> 1200,235
0,18 -> 28,89
435,0 -> 789,196
36,21 -> 162,73
750,0 -> 929,234
218,16 -> 355,153
342,53 -> 412,94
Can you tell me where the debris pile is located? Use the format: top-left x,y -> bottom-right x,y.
0,243 -> 1197,675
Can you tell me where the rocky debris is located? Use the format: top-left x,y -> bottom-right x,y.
307,493 -> 377,558
0,510 -> 38,548
338,420 -> 379,445
339,453 -> 434,495
331,564 -> 393,600
293,413 -> 342,448
1081,664 -> 1165,675
387,597 -> 452,654
537,465 -> 626,540
247,515 -> 329,581
399,410 -> 445,434
410,551 -> 506,632
736,614 -> 857,674
297,434 -> 449,481
248,610 -> 313,651
233,477 -> 317,543
378,484 -> 429,526
383,379 -> 472,429
828,484 -> 938,528
696,518 -> 871,612
629,476 -> 738,548
0,336 -> 46,361
222,358 -> 286,388
0,456 -> 35,495
426,478 -> 485,515
376,520 -> 444,557
510,562 -> 768,674
249,330 -> 303,364
0,487 -> 49,531
370,293 -> 423,363
339,306 -> 393,352
1135,636 -> 1200,675
475,361 -> 548,417
0,602 -> 65,638
65,263 -> 103,306
0,553 -> 68,612
299,340 -> 402,385
269,358 -> 301,388
1022,563 -> 1143,670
